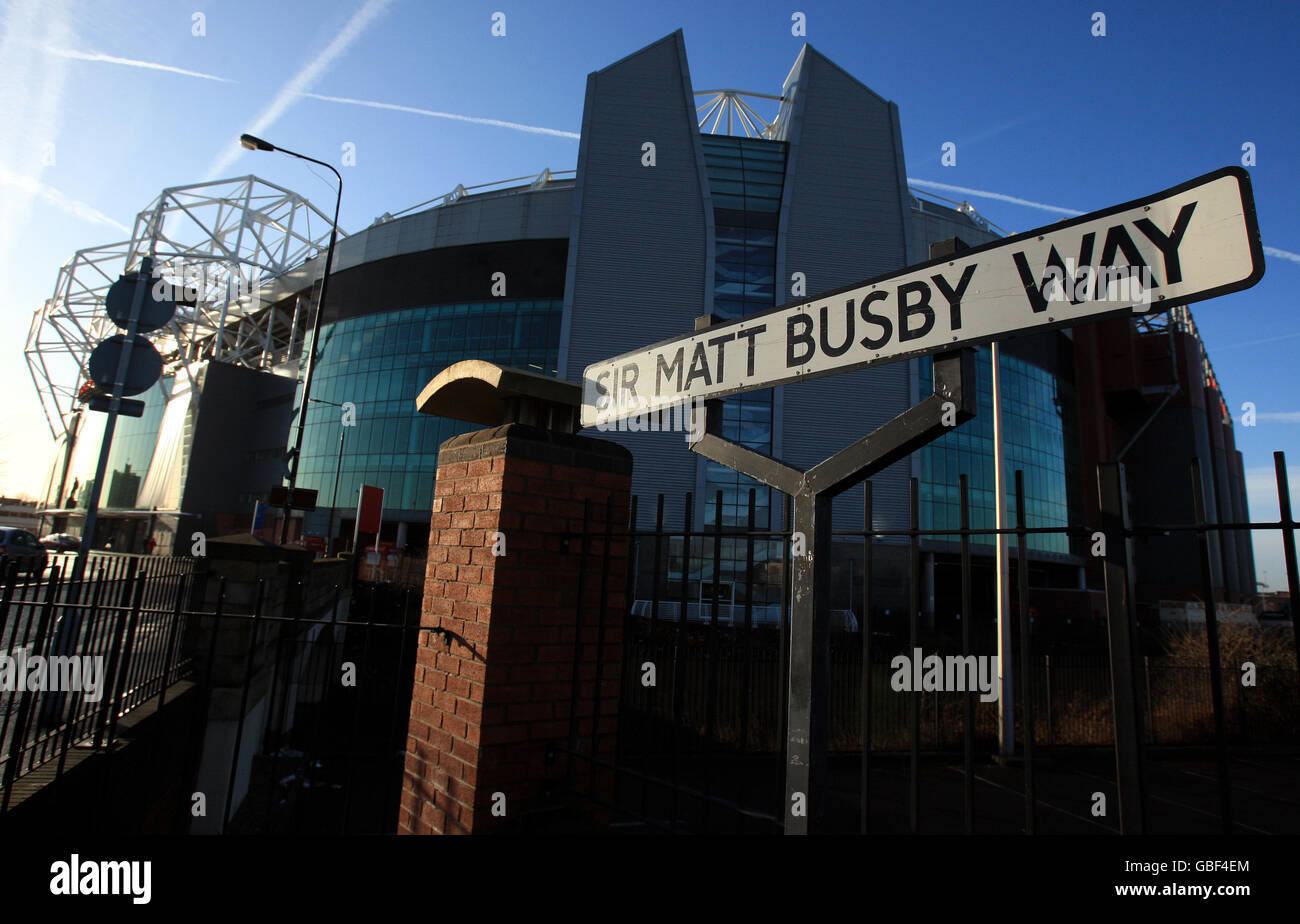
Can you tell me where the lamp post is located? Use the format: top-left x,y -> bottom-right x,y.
239,133 -> 342,545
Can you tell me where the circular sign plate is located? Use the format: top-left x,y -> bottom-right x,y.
105,273 -> 177,333
88,335 -> 163,396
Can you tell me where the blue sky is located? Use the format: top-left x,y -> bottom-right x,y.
1,0 -> 1297,587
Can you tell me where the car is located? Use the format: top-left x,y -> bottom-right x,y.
0,526 -> 48,576
39,532 -> 81,551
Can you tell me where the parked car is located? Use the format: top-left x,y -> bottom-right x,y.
39,532 -> 81,551
0,526 -> 48,575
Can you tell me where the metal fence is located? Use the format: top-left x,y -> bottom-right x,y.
622,641 -> 1298,754
3,452 -> 1297,835
0,556 -> 426,833
558,453 -> 1300,835
0,553 -> 195,812
215,580 -> 422,835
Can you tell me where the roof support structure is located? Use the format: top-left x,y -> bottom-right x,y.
25,175 -> 343,440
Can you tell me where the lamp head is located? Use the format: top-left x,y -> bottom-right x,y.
240,133 -> 275,152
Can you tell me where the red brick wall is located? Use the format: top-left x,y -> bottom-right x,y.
399,424 -> 632,834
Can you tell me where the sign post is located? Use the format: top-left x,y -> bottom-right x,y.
75,258 -> 176,579
688,329 -> 975,834
48,257 -> 175,722
580,167 -> 1264,834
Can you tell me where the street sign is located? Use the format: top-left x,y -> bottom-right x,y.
105,271 -> 177,333
74,256 -> 171,585
355,485 -> 383,534
87,335 -> 163,396
353,484 -> 384,556
267,485 -> 318,511
86,395 -> 145,417
581,166 -> 1264,427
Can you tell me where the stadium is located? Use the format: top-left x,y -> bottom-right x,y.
25,32 -> 1254,630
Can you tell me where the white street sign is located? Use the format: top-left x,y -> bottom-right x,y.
581,167 -> 1264,427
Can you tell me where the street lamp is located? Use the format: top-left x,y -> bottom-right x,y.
239,133 -> 342,544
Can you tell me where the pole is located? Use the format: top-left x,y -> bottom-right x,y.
959,474 -> 974,832
991,342 -> 1015,755
1191,458 -> 1232,832
687,338 -> 977,835
1273,452 -> 1300,678
785,488 -> 831,835
351,486 -> 362,557
74,257 -> 153,582
51,408 -> 81,528
1098,462 -> 1147,833
1015,469 -> 1036,833
276,148 -> 342,544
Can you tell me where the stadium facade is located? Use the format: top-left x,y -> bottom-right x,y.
29,32 -> 1254,629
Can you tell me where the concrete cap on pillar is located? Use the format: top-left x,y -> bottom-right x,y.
416,359 -> 582,433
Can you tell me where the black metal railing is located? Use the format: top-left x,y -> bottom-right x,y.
212,578 -> 422,835
619,641 -> 1296,753
556,452 -> 1300,835
0,558 -> 426,833
0,553 -> 195,812
4,451 -> 1296,836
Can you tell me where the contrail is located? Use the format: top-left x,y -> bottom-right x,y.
1264,245 -> 1300,265
910,181 -> 1300,271
907,178 -> 1084,216
299,91 -> 581,139
1215,331 -> 1300,351
43,46 -> 234,82
956,114 -> 1037,149
0,166 -> 129,233
0,0 -> 73,259
207,0 -> 395,178
1258,411 -> 1300,423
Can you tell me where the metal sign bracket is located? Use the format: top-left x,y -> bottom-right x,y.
688,334 -> 976,834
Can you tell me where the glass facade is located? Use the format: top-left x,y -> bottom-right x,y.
97,376 -> 172,509
686,135 -> 787,602
296,298 -> 563,515
917,347 -> 1081,556
700,134 -> 786,531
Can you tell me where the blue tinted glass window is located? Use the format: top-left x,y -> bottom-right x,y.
296,298 -> 563,514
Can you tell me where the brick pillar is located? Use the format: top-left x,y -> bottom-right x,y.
399,423 -> 631,834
